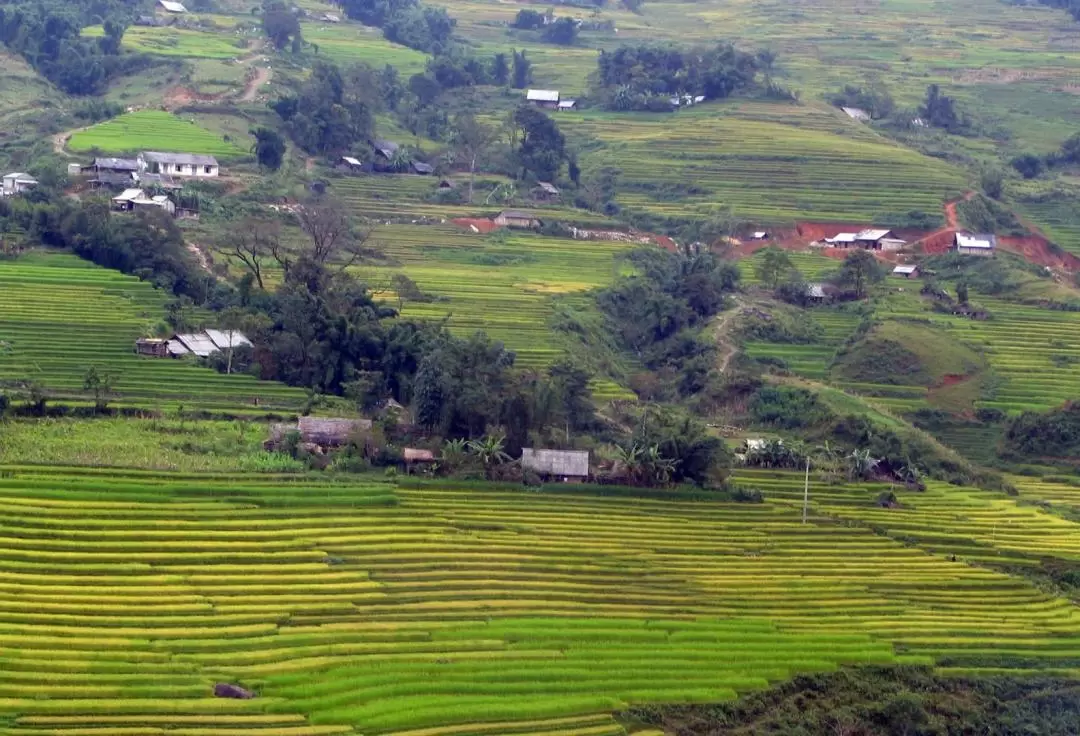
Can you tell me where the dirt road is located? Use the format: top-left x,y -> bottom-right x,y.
240,65 -> 271,102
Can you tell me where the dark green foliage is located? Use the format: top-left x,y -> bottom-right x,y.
542,17 -> 579,45
513,9 -> 545,29
1011,152 -> 1044,179
263,2 -> 302,50
923,252 -> 1028,295
749,386 -> 828,428
626,665 -> 1080,736
753,246 -> 795,288
0,195 -> 207,301
633,406 -> 733,486
491,52 -> 510,85
1003,401 -> 1080,459
838,249 -> 885,298
595,43 -> 763,110
510,105 -> 567,181
0,0 -> 156,94
738,306 -> 823,344
955,193 -> 1023,235
337,0 -> 455,53
830,82 -> 894,119
512,48 -> 532,89
271,62 -> 374,155
251,128 -> 286,170
920,83 -> 966,133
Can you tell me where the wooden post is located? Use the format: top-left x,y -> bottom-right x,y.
802,455 -> 810,525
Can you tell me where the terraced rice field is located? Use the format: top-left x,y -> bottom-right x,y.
82,24 -> 250,59
880,295 -> 1080,412
0,251 -> 306,412
567,102 -> 967,225
0,467 -> 1078,736
300,23 -> 429,74
68,111 -> 246,157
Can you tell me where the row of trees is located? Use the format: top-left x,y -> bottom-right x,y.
333,0 -> 455,53
755,246 -> 885,302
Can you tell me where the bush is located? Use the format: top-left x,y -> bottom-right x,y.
731,487 -> 765,503
749,387 -> 828,429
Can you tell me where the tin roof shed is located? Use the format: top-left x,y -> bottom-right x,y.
521,448 -> 589,478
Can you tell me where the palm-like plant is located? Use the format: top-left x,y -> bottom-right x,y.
641,444 -> 677,486
612,443 -> 645,484
440,438 -> 469,474
846,448 -> 880,481
467,435 -> 511,478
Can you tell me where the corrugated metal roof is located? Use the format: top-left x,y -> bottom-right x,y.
341,156 -> 362,166
158,0 -> 187,12
94,157 -> 140,171
856,229 -> 893,241
174,332 -> 218,357
807,283 -> 828,298
521,448 -> 589,478
955,232 -> 996,250
3,172 -> 34,182
166,339 -> 190,356
526,89 -> 560,102
372,140 -> 399,156
404,448 -> 436,462
557,100 -> 576,109
497,210 -> 537,220
297,417 -> 373,446
893,265 -> 918,274
142,151 -> 218,167
826,233 -> 857,244
841,106 -> 870,121
536,181 -> 559,194
113,188 -> 146,202
204,329 -> 252,350
411,161 -> 434,174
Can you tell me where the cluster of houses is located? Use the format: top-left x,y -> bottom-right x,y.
65,153 -> 219,217
135,329 -> 252,358
337,140 -> 436,175
824,228 -> 907,251
526,90 -> 577,111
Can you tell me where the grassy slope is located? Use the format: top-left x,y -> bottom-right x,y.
68,110 -> 246,157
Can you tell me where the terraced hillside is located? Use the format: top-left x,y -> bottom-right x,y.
0,252 -> 305,412
0,468 -> 1078,736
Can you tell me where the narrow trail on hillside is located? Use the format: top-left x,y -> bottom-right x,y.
714,299 -> 745,375
187,242 -> 212,273
52,126 -> 90,158
240,65 -> 271,102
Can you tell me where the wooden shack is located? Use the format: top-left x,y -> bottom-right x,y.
521,448 -> 589,482
134,338 -> 169,357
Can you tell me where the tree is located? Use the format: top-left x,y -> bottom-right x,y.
979,166 -> 1004,200
491,52 -> 510,86
846,448 -> 880,481
83,366 -> 115,412
450,113 -> 496,204
263,2 -> 302,50
511,48 -> 532,89
1011,153 -> 1044,179
754,246 -> 794,289
513,9 -> 545,29
921,83 -> 962,132
293,196 -> 374,271
838,249 -> 884,299
543,17 -> 578,45
510,105 -> 566,181
957,281 -> 969,305
228,217 -> 279,290
251,127 -> 286,170
467,434 -> 511,478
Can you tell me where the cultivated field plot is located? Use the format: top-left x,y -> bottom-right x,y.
83,24 -> 250,59
0,469 -> 1079,736
0,251 -> 305,412
363,224 -> 630,372
300,23 -> 429,74
68,110 -> 246,157
567,102 -> 967,224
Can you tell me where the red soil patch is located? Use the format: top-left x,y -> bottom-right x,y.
794,222 -> 869,242
999,234 -> 1080,271
939,374 -> 966,387
452,217 -> 500,234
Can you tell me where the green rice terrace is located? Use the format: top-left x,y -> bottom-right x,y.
0,466 -> 1077,735
68,111 -> 246,158
0,252 -> 305,412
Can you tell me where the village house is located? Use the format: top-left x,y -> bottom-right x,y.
855,229 -> 902,250
953,232 -> 996,256
111,188 -> 175,215
371,139 -> 399,160
557,100 -> 577,111
521,448 -> 589,482
892,264 -> 920,279
411,161 -> 434,175
1,173 -> 37,197
86,157 -> 140,176
806,282 -> 838,304
140,152 -> 219,178
493,210 -> 541,229
532,181 -> 560,201
165,330 -> 251,358
134,338 -> 169,357
824,232 -> 857,247
526,89 -> 560,109
157,0 -> 187,12
841,106 -> 870,121
403,448 -> 436,473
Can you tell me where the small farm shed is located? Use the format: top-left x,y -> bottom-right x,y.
532,181 -> 560,201
133,194 -> 176,216
411,161 -> 434,175
824,232 -> 857,246
157,0 -> 187,12
371,139 -> 399,160
141,152 -> 219,178
89,171 -> 136,189
892,264 -> 920,278
521,448 -> 589,481
1,173 -> 37,196
841,106 -> 870,121
204,329 -> 253,351
526,89 -> 560,109
954,232 -> 996,256
112,188 -> 147,211
170,332 -> 220,357
493,210 -> 541,229
855,229 -> 898,250
806,283 -> 834,303
135,338 -> 169,357
751,231 -> 769,240
87,157 -> 140,175
557,100 -> 577,111
337,156 -> 366,173
321,12 -> 341,21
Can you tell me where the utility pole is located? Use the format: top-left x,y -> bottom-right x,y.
802,454 -> 810,524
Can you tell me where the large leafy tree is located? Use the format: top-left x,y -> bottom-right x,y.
510,105 -> 566,182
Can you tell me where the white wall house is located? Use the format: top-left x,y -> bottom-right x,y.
1,173 -> 37,196
140,152 -> 219,178
954,232 -> 996,256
